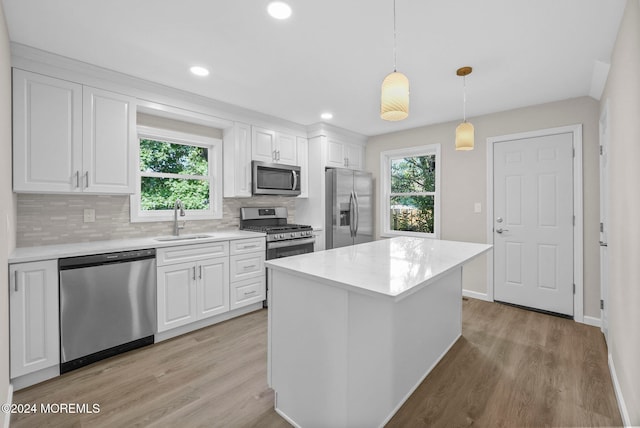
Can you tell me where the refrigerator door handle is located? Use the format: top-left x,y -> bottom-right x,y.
349,191 -> 355,238
353,191 -> 359,237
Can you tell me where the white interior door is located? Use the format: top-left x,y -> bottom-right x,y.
599,104 -> 610,341
493,132 -> 574,316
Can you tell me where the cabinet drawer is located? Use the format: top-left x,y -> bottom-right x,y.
230,237 -> 265,255
230,252 -> 265,282
230,277 -> 265,310
157,241 -> 229,266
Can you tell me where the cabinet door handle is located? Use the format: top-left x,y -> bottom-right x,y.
75,171 -> 80,188
199,265 -> 202,279
192,266 -> 196,280
85,171 -> 89,188
14,270 -> 18,292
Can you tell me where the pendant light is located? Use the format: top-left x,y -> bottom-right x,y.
381,0 -> 409,121
455,66 -> 474,150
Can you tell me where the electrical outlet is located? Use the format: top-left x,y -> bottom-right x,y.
474,202 -> 482,213
83,208 -> 96,223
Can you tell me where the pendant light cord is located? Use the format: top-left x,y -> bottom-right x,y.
393,0 -> 397,72
463,75 -> 467,122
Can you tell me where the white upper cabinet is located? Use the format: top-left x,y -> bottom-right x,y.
223,122 -> 252,198
297,136 -> 309,198
13,69 -> 83,193
252,126 -> 276,163
326,137 -> 364,170
82,87 -> 136,193
251,126 -> 298,165
276,132 -> 297,165
12,69 -> 136,194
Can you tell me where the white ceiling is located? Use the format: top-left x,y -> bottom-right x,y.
1,0 -> 626,136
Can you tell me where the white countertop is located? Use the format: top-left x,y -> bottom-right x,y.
265,237 -> 492,300
9,230 -> 265,264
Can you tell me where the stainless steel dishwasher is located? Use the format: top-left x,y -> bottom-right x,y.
59,249 -> 156,373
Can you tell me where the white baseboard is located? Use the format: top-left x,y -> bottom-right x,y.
582,315 -> 601,328
462,289 -> 492,302
608,353 -> 631,426
3,383 -> 13,428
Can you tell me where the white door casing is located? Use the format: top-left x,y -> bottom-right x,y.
487,125 -> 584,322
599,101 -> 610,340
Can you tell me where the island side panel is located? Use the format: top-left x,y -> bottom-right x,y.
390,266 -> 463,411
268,268 -> 349,427
346,266 -> 464,427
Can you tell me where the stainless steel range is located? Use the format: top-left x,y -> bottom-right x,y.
240,207 -> 315,260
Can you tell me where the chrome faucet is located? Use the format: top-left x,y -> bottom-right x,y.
173,199 -> 186,236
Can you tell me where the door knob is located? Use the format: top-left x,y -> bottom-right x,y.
496,228 -> 509,234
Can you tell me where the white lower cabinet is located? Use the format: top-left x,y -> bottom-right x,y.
157,261 -> 198,331
230,237 -> 266,309
197,257 -> 230,319
156,237 -> 265,334
9,260 -> 59,379
156,243 -> 230,333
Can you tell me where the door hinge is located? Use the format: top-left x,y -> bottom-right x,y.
600,299 -> 604,310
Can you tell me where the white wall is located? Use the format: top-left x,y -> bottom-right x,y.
0,0 -> 16,418
366,96 -> 600,317
601,0 -> 640,424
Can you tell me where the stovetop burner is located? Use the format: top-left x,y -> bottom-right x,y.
239,207 -> 313,242
243,224 -> 312,233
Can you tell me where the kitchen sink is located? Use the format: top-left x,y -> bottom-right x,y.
154,234 -> 212,242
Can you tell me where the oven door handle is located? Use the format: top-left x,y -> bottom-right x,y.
267,237 -> 316,249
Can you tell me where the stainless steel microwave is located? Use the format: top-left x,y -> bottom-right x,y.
252,161 -> 301,196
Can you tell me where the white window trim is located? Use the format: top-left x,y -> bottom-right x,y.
379,144 -> 441,239
130,125 -> 223,223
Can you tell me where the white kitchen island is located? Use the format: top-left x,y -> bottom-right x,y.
266,236 -> 492,428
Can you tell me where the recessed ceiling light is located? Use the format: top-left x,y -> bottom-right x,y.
321,112 -> 333,120
267,2 -> 292,20
190,66 -> 210,77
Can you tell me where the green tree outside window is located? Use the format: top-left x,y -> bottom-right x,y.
389,155 -> 436,233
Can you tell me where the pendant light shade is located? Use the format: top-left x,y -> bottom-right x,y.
381,71 -> 409,121
381,0 -> 409,121
455,121 -> 474,150
455,66 -> 474,151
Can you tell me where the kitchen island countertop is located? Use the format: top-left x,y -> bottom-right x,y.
265,236 -> 492,301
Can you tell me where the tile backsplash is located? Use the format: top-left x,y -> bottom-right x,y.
16,194 -> 297,247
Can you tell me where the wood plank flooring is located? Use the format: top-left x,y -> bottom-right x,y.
11,298 -> 622,427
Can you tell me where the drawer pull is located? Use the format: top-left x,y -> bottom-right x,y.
244,264 -> 257,270
240,244 -> 258,249
244,290 -> 257,296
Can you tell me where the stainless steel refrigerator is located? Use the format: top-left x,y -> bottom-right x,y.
325,168 -> 373,249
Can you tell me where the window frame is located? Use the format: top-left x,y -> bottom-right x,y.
130,125 -> 223,223
379,144 -> 441,238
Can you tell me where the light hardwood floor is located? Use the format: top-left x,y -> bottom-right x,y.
11,298 -> 622,427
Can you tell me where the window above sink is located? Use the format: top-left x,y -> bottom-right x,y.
130,126 -> 223,222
